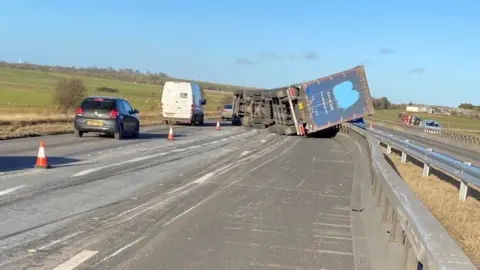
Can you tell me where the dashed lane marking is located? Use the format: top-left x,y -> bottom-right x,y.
53,250 -> 98,270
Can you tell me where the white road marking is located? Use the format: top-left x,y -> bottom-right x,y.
193,172 -> 215,184
38,231 -> 84,251
240,150 -> 250,156
261,139 -> 266,143
305,248 -> 354,256
0,185 -> 25,196
314,222 -> 351,228
314,235 -> 353,240
99,237 -> 145,263
53,250 -> 98,270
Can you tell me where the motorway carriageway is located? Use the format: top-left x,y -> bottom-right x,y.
373,125 -> 480,167
0,121 -> 369,270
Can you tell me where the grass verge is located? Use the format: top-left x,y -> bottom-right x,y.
382,147 -> 480,267
0,111 -> 221,140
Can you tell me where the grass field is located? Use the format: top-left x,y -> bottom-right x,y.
368,109 -> 480,134
384,148 -> 480,268
0,66 -> 233,139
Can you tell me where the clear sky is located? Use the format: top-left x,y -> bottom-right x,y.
1,0 -> 479,107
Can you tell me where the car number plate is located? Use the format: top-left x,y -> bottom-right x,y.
87,120 -> 103,126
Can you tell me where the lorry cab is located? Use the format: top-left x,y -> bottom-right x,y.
161,81 -> 206,125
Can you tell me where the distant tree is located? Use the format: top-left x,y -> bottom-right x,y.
372,97 -> 392,110
52,78 -> 87,113
408,102 -> 413,106
458,103 -> 474,109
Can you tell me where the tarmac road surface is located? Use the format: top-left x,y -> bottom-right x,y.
0,121 -> 370,269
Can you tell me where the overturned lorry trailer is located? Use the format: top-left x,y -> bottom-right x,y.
231,65 -> 375,136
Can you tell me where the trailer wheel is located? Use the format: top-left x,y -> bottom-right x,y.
253,96 -> 263,102
280,97 -> 290,104
268,125 -> 285,135
252,123 -> 265,129
234,89 -> 244,95
284,126 -> 296,135
276,90 -> 287,99
252,90 -> 262,96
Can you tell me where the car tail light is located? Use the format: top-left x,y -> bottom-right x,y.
109,109 -> 118,118
94,98 -> 103,101
75,107 -> 83,116
191,104 -> 194,113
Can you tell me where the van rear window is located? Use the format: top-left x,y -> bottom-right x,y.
179,93 -> 188,98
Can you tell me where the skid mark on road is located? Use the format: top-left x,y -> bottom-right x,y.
71,130 -> 257,178
0,185 -> 25,196
36,231 -> 85,251
3,131 -> 282,269
98,237 -> 145,264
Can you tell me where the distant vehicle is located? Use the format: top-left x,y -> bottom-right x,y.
221,104 -> 233,121
420,119 -> 441,130
161,81 -> 206,125
74,96 -> 140,140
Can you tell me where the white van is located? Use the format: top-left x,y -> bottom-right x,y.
161,81 -> 206,125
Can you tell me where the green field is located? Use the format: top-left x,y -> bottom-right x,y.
369,109 -> 480,134
0,67 -> 231,113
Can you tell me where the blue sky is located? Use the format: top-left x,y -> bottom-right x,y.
1,0 -> 479,107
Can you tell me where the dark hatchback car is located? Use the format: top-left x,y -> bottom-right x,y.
74,96 -> 140,140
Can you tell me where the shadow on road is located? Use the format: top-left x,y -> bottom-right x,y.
134,133 -> 186,140
307,128 -> 339,139
79,132 -> 187,140
0,156 -> 81,173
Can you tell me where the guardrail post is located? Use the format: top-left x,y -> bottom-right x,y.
459,162 -> 471,202
401,151 -> 407,163
386,144 -> 392,154
422,163 -> 430,177
422,148 -> 433,177
401,140 -> 409,163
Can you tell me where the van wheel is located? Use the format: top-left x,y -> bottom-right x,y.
75,130 -> 83,137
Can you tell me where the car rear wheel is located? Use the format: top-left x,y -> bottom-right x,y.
132,123 -> 140,138
75,130 -> 83,137
114,124 -> 124,140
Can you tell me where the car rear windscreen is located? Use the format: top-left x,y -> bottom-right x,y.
82,99 -> 116,110
223,104 -> 232,109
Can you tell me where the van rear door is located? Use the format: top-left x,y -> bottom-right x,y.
162,83 -> 192,119
175,91 -> 191,118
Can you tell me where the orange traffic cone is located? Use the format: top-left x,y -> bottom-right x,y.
216,120 -> 221,131
35,140 -> 50,169
167,126 -> 174,140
